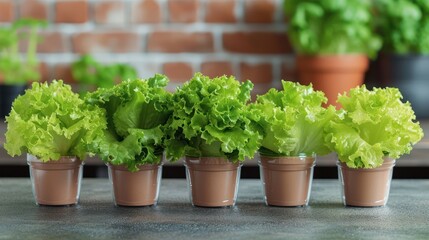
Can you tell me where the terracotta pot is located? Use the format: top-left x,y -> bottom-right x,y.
337,158 -> 396,207
296,55 -> 369,109
107,163 -> 163,206
259,155 -> 316,207
184,157 -> 242,207
27,155 -> 83,206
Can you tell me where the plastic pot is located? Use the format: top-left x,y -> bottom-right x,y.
259,155 -> 315,207
184,157 -> 242,207
337,158 -> 396,207
27,154 -> 83,206
107,162 -> 163,207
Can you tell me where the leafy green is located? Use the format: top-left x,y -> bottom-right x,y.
164,73 -> 261,162
85,75 -> 172,171
72,54 -> 138,93
4,80 -> 106,161
249,81 -> 336,157
0,18 -> 47,85
285,0 -> 381,57
326,85 -> 424,168
375,0 -> 429,54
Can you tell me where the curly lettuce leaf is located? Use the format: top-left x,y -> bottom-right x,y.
85,75 -> 172,171
326,85 -> 424,168
4,80 -> 106,161
249,81 -> 336,157
164,73 -> 261,162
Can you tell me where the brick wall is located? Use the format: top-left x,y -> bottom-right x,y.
0,0 -> 293,93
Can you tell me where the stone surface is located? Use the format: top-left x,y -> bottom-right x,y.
0,179 -> 429,239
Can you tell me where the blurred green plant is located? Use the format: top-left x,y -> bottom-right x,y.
71,54 -> 138,93
284,0 -> 382,58
376,0 -> 429,54
0,18 -> 47,85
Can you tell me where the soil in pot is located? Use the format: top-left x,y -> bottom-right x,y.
259,155 -> 315,207
27,155 -> 83,206
297,55 -> 369,109
337,158 -> 396,207
185,157 -> 242,207
108,163 -> 163,206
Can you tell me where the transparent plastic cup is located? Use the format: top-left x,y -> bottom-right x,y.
337,158 -> 395,207
258,154 -> 316,207
27,154 -> 83,206
107,162 -> 163,207
184,157 -> 242,207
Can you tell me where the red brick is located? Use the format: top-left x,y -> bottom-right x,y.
201,62 -> 234,78
72,32 -> 141,54
20,32 -> 67,53
53,64 -> 75,84
240,63 -> 272,84
223,32 -> 291,54
55,0 -> 89,23
131,0 -> 162,24
163,62 -> 193,83
244,0 -> 275,23
168,0 -> 198,23
0,0 -> 14,22
281,61 -> 297,82
19,0 -> 47,20
94,1 -> 126,25
36,62 -> 50,82
148,31 -> 213,53
205,0 -> 236,23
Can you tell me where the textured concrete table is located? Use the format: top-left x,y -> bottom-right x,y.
0,179 -> 428,239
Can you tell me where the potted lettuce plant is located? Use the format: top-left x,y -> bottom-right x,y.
249,81 -> 336,207
85,75 -> 172,207
326,85 -> 424,207
0,18 -> 46,118
285,0 -> 381,108
375,0 -> 429,118
4,80 -> 106,206
165,73 -> 261,207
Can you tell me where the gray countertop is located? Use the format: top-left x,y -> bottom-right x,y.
0,178 -> 429,239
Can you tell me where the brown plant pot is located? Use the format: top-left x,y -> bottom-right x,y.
296,54 -> 369,109
27,155 -> 83,206
107,163 -> 163,207
185,157 -> 242,207
259,155 -> 316,207
337,158 -> 396,207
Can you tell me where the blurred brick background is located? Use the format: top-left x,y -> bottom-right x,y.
0,0 -> 294,93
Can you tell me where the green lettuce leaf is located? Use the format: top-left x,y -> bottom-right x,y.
249,81 -> 336,157
164,73 -> 262,162
4,80 -> 106,161
326,85 -> 424,168
376,0 -> 429,54
85,74 -> 172,171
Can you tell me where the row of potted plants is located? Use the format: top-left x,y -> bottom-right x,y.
4,73 -> 423,208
